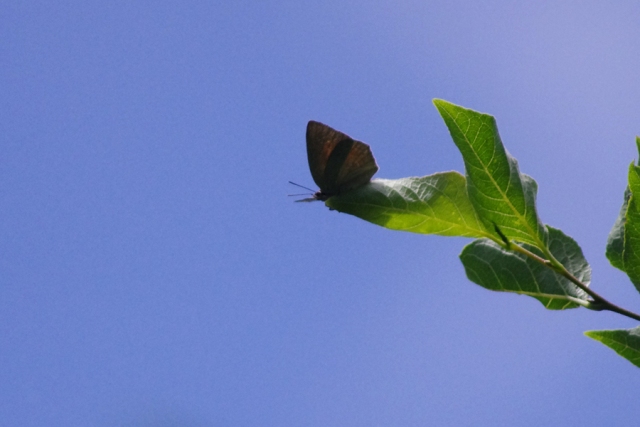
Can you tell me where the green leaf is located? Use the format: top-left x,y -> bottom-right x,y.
608,138 -> 640,272
585,327 -> 640,368
326,172 -> 492,238
622,160 -> 640,293
433,99 -> 547,248
459,226 -> 591,310
606,187 -> 629,272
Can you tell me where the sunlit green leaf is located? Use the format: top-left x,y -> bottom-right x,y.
623,158 -> 640,294
616,137 -> 640,294
433,99 -> 547,248
327,172 -> 492,238
606,187 -> 629,272
585,327 -> 640,368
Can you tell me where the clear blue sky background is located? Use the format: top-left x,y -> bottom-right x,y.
2,1 -> 640,426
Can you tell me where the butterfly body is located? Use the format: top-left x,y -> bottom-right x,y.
303,121 -> 378,201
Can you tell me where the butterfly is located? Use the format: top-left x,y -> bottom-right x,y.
293,121 -> 379,202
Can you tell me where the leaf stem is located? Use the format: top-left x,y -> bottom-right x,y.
505,242 -> 640,322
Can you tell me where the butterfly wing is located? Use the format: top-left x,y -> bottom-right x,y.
306,121 -> 378,196
306,121 -> 349,192
331,138 -> 378,193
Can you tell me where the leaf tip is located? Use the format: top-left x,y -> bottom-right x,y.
432,98 -> 451,111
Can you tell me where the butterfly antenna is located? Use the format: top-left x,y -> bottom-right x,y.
288,181 -> 316,193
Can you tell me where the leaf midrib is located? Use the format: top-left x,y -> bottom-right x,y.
441,106 -> 542,246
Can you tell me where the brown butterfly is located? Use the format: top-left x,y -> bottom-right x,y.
294,121 -> 379,202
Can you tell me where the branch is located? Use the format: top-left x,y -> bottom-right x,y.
507,243 -> 640,322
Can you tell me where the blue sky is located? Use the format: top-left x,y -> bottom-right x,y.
2,1 -> 640,426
